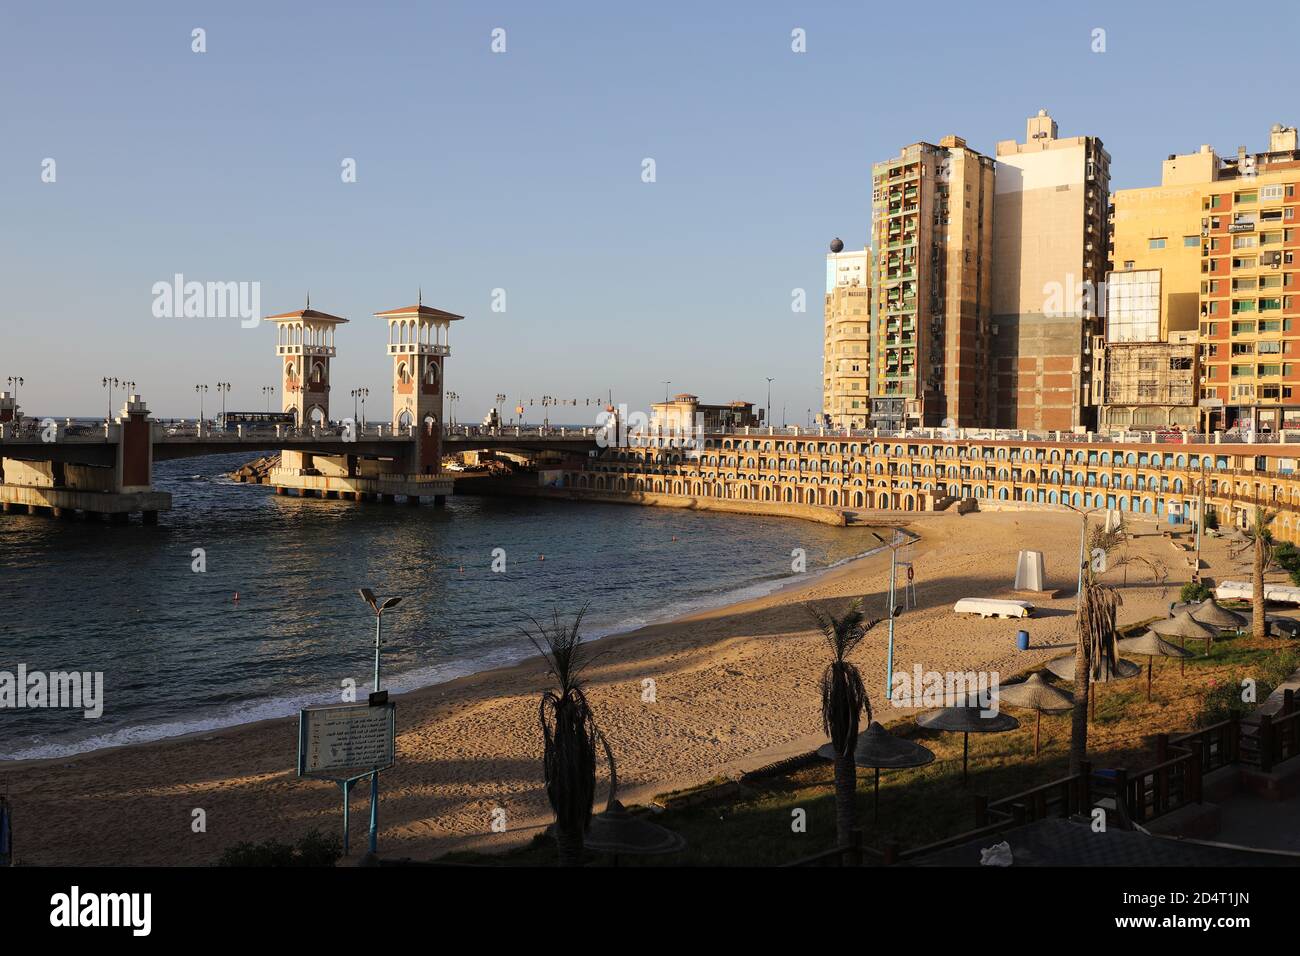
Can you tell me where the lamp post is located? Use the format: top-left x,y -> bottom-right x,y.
662,381 -> 671,403
351,387 -> 369,423
215,382 -> 231,423
872,530 -> 907,700
445,391 -> 460,426
6,376 -> 23,402
766,377 -> 774,427
195,383 -> 208,422
357,588 -> 402,856
262,385 -> 275,412
101,377 -> 126,421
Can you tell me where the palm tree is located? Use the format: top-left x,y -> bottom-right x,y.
1068,513 -> 1123,775
523,606 -> 609,867
805,599 -> 880,851
1234,506 -> 1278,642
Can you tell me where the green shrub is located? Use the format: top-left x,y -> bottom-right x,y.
1275,542 -> 1300,586
1180,581 -> 1213,604
1198,649 -> 1300,727
218,828 -> 342,867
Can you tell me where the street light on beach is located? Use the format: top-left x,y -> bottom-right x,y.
358,588 -> 402,856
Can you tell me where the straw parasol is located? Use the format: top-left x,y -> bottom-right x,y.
994,672 -> 1073,756
1188,598 -> 1248,632
1151,610 -> 1220,675
1117,630 -> 1195,700
916,704 -> 1019,787
1044,654 -> 1141,720
816,721 -> 935,821
582,800 -> 686,863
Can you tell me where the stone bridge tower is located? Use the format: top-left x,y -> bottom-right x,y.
375,298 -> 463,474
268,302 -> 349,427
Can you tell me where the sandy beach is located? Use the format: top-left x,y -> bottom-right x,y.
4,508 -> 1241,865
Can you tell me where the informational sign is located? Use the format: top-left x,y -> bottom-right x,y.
297,702 -> 396,778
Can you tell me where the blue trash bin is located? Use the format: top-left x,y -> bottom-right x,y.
1016,630 -> 1030,651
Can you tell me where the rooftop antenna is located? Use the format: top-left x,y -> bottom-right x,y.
306,290 -> 311,310
418,287 -> 422,307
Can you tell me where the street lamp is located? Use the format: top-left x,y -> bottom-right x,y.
358,588 -> 402,856
351,387 -> 369,424
6,376 -> 23,401
102,377 -> 121,421
215,382 -> 231,423
445,391 -> 460,426
195,383 -> 208,421
262,385 -> 275,412
766,377 -> 774,427
663,381 -> 672,403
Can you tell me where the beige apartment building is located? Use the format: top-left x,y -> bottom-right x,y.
992,110 -> 1110,431
870,136 -> 995,430
823,243 -> 872,428
1103,125 -> 1300,433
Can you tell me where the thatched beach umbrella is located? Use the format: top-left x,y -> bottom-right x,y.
817,720 -> 935,821
994,672 -> 1073,757
1189,598 -> 1248,632
916,705 -> 1019,787
1044,654 -> 1140,720
583,800 -> 685,864
1152,610 -> 1220,675
1117,631 -> 1195,701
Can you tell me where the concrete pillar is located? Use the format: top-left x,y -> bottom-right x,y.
276,486 -> 288,496
142,510 -> 158,525
51,507 -> 65,519
352,491 -> 364,502
0,502 -> 10,514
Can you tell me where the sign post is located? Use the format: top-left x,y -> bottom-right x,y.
297,701 -> 397,855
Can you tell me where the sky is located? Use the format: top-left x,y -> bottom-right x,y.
2,0 -> 1297,422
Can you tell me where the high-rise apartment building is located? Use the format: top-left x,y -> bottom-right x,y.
870,136 -> 995,430
1104,125 -> 1298,433
1197,126 -> 1300,433
992,110 -> 1110,431
823,242 -> 872,429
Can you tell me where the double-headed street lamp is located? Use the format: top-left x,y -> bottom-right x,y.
6,376 -> 23,401
102,377 -> 122,421
351,387 -> 369,424
445,391 -> 460,425
195,383 -> 209,421
215,382 -> 231,422
261,385 -> 276,412
357,588 -> 403,856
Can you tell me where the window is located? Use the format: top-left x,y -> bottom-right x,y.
1148,238 -> 1167,250
1261,184 -> 1284,201
1124,260 -> 1136,269
1183,235 -> 1199,247
1236,190 -> 1258,204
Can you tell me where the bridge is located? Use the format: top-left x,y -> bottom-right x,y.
0,296 -> 604,522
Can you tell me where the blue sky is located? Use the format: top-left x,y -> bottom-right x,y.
1,1 -> 1295,421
